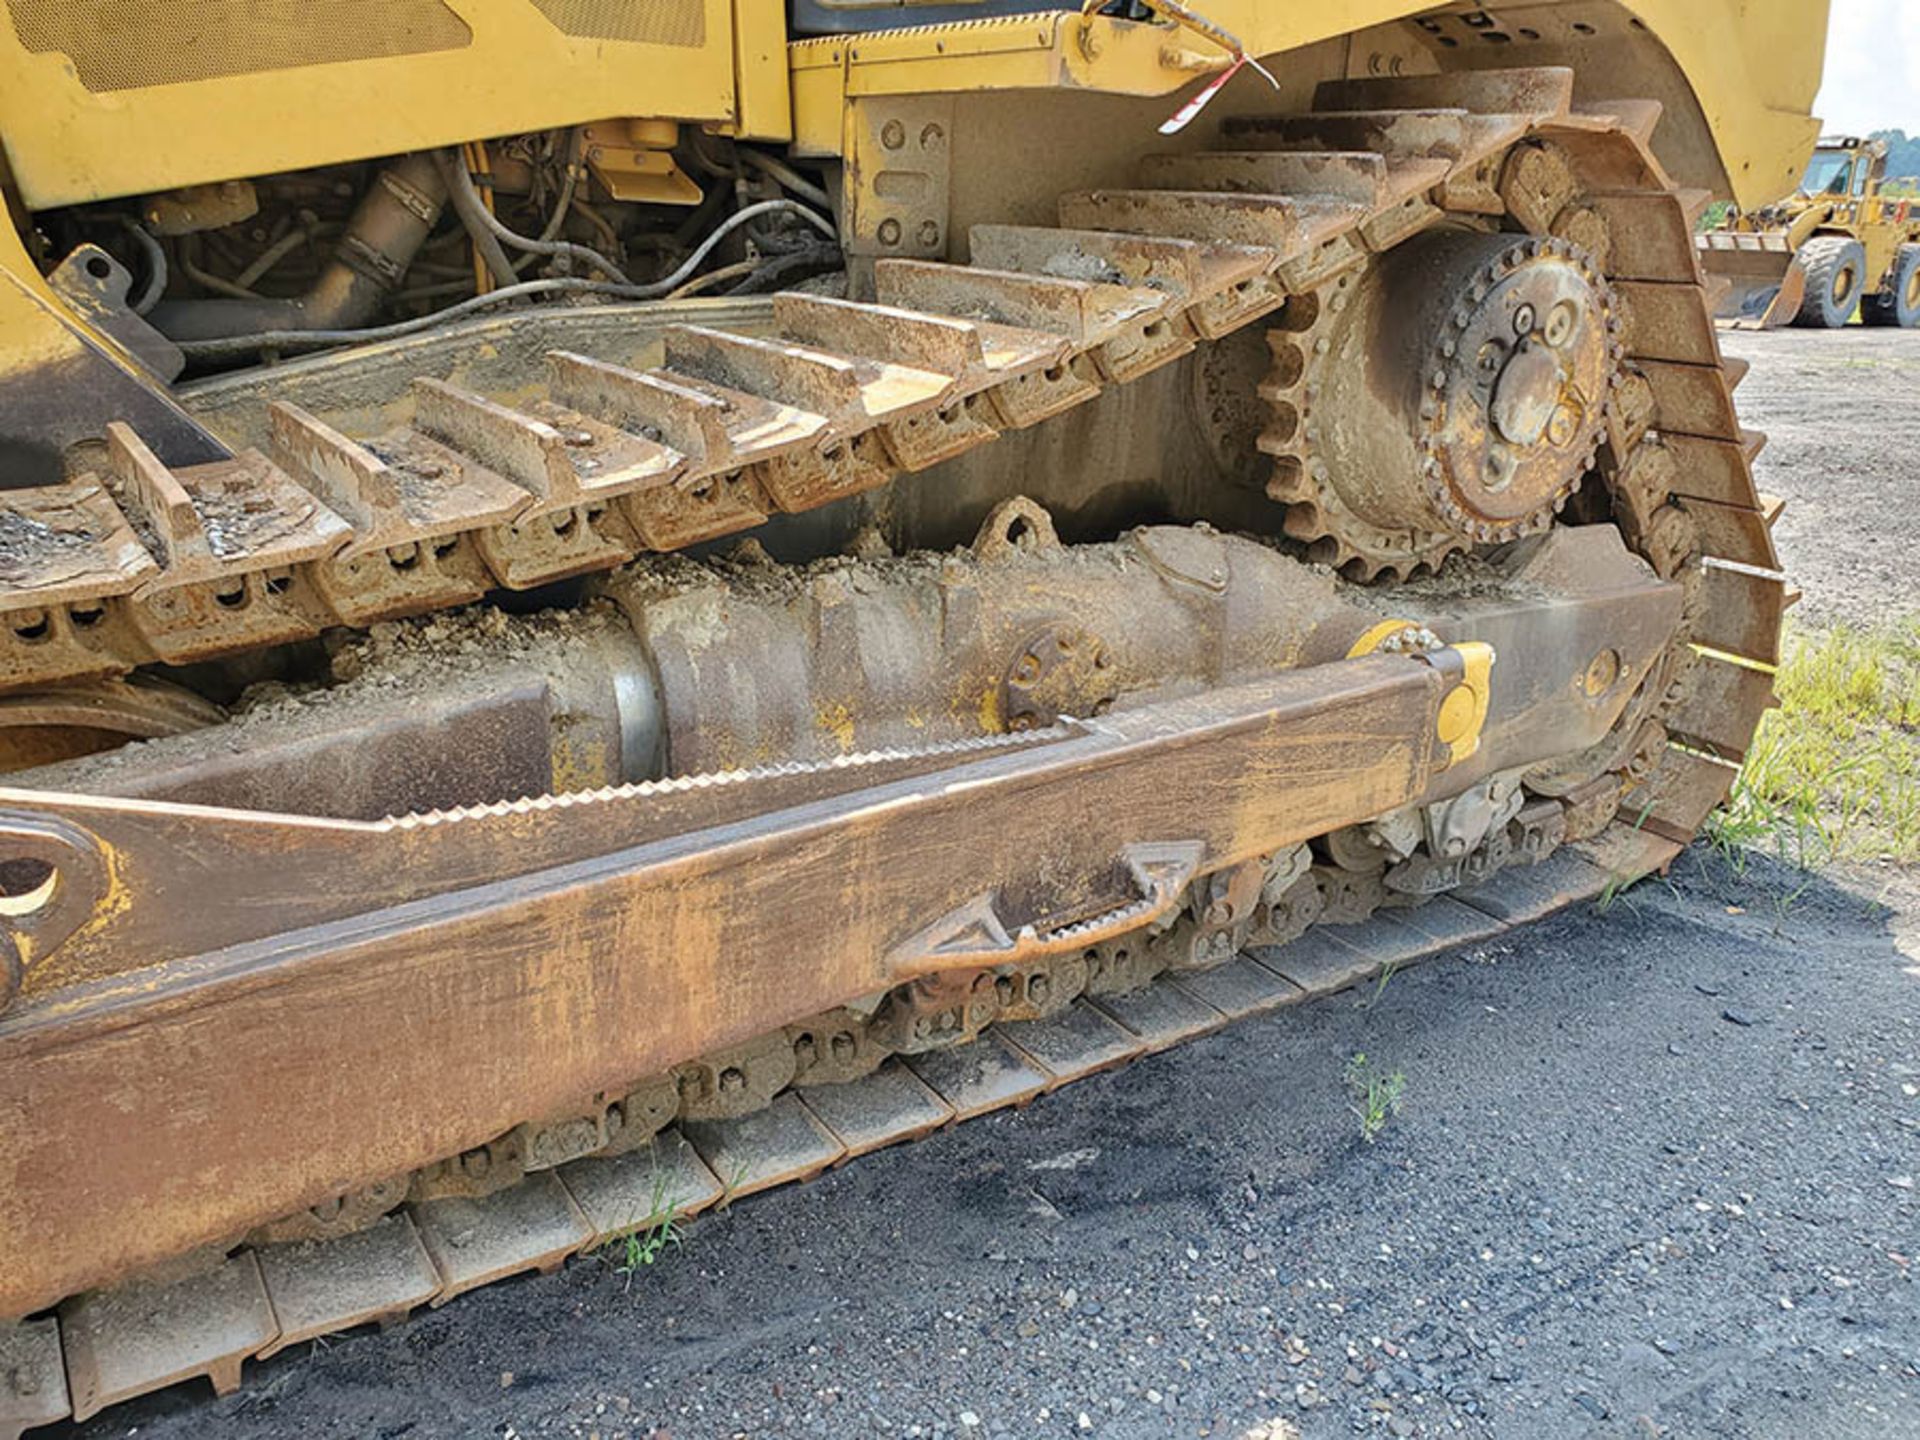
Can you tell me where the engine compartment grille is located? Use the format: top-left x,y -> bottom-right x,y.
529,0 -> 705,47
5,0 -> 475,92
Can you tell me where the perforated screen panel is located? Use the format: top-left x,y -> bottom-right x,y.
529,0 -> 705,47
4,0 -> 473,93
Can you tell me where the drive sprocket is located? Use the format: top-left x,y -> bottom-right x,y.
1262,230 -> 1623,581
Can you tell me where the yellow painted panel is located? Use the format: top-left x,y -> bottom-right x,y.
0,0 -> 740,207
787,0 -> 1827,211
730,0 -> 794,141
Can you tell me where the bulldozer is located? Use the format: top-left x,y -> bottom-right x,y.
1699,135 -> 1920,328
0,1 -> 1815,1429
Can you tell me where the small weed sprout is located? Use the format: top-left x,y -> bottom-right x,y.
716,1155 -> 751,1211
1346,1053 -> 1406,1143
617,1209 -> 682,1277
601,1161 -> 685,1289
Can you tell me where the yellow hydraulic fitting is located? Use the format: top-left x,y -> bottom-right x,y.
1344,621 -> 1492,770
1424,642 -> 1496,768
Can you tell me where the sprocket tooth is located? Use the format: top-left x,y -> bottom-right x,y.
1263,454 -> 1313,501
1280,496 -> 1329,544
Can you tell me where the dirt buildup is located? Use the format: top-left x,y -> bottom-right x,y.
0,508 -> 93,587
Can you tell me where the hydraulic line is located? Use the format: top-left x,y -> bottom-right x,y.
172,199 -> 838,358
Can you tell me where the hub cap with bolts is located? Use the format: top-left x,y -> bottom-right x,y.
1278,228 -> 1621,577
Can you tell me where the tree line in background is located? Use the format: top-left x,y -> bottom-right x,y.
1873,130 -> 1920,196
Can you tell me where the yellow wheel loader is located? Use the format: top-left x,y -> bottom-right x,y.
1699,136 -> 1920,328
0,1 -> 1819,1429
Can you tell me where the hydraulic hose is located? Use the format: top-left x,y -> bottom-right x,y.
175,198 -> 838,359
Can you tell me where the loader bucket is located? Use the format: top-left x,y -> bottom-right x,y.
1697,232 -> 1804,328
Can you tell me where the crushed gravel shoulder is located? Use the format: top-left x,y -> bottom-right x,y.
1717,327 -> 1920,632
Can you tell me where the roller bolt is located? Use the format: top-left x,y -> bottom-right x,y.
1545,300 -> 1579,348
1547,404 -> 1580,448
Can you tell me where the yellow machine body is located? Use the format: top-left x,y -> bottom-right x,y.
1700,136 -> 1920,328
0,2 -> 1820,210
0,3 -> 1827,1428
0,0 -> 1830,412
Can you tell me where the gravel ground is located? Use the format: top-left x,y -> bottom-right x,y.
1718,327 -> 1920,631
60,330 -> 1920,1440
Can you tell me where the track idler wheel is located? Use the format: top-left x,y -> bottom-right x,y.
1293,230 -> 1620,574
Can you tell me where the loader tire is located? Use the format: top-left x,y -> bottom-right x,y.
1793,235 -> 1868,328
1863,243 -> 1920,328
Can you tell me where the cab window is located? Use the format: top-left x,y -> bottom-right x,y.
1800,150 -> 1854,195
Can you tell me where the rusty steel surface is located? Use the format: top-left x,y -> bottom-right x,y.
1,653 -> 1452,1317
1,70 -> 1773,701
0,64 -> 1791,1435
1269,229 -> 1618,578
3,515 -> 1682,986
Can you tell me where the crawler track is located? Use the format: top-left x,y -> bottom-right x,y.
0,830 -> 1668,1436
0,65 -> 1787,1436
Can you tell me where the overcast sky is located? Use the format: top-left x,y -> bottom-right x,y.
1813,0 -> 1920,136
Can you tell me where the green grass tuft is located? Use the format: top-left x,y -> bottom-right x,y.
598,1158 -> 686,1288
1710,620 -> 1920,868
1345,1053 -> 1406,1143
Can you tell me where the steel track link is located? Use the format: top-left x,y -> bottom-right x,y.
0,66 -> 1789,1434
0,71 -> 1778,709
0,823 -> 1673,1436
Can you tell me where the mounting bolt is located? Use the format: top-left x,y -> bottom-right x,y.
1547,404 -> 1580,448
